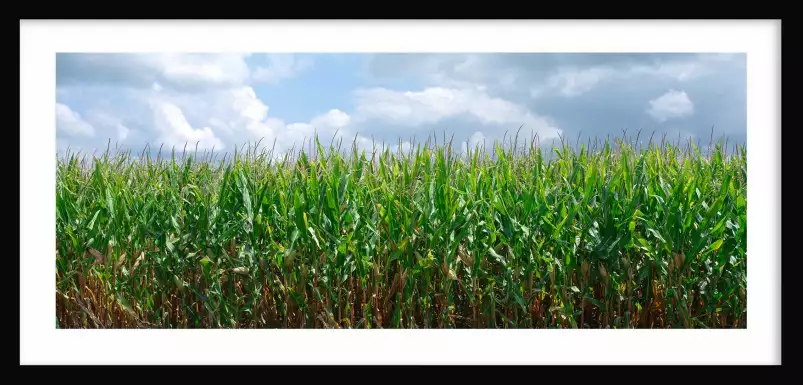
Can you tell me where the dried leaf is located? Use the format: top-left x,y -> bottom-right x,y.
457,245 -> 474,266
115,253 -> 127,271
132,252 -> 145,271
88,248 -> 106,264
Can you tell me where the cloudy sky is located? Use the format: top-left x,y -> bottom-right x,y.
55,52 -> 746,157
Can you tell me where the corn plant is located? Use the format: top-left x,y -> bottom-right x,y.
55,132 -> 747,328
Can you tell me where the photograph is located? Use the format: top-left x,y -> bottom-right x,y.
54,51 -> 747,330
21,19 -> 781,365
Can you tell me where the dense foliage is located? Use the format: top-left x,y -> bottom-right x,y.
56,134 -> 747,328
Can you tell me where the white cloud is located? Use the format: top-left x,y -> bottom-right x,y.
311,109 -> 351,130
80,109 -> 138,145
628,61 -> 701,81
222,86 -> 337,150
370,53 -> 721,99
468,131 -> 485,147
398,141 -> 412,153
367,53 -> 738,101
460,131 -> 487,153
149,100 -> 224,150
353,86 -> 561,141
158,85 -> 360,156
531,59 -> 715,99
646,89 -> 695,123
533,67 -> 615,98
116,124 -> 130,141
56,53 -> 744,157
251,54 -> 313,84
56,103 -> 95,137
159,53 -> 251,89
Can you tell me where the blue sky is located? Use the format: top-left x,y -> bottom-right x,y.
55,52 -> 746,156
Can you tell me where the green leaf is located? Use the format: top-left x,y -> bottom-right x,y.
173,274 -> 185,292
709,239 -> 724,253
488,246 -> 506,266
646,228 -> 666,244
308,227 -> 321,250
105,187 -> 115,220
171,215 -> 180,231
584,295 -> 602,308
87,210 -> 100,231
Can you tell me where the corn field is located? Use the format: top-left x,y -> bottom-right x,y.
55,132 -> 747,329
